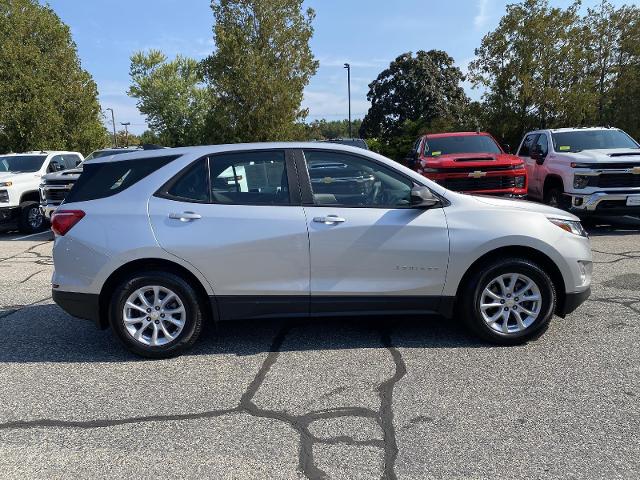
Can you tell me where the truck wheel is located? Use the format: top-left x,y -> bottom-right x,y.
460,257 -> 556,345
18,202 -> 45,234
544,185 -> 569,210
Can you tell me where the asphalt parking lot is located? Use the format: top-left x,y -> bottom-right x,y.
0,221 -> 639,480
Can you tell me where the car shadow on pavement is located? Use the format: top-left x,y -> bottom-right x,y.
0,304 -> 486,363
586,215 -> 640,237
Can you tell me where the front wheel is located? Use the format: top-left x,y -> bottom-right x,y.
109,271 -> 204,358
461,258 -> 556,345
18,202 -> 45,234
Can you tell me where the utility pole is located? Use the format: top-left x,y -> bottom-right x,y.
121,122 -> 131,147
106,108 -> 117,147
344,63 -> 352,138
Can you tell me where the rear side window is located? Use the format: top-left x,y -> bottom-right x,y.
166,158 -> 210,202
64,156 -> 178,203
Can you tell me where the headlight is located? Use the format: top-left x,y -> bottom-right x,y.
573,175 -> 590,189
548,218 -> 588,237
0,181 -> 12,187
514,176 -> 526,188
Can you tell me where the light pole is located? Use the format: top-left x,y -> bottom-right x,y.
121,122 -> 131,147
106,108 -> 117,147
344,63 -> 352,138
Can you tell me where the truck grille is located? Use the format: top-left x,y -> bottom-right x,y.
592,174 -> 640,188
43,188 -> 69,202
0,190 -> 8,203
440,176 -> 516,191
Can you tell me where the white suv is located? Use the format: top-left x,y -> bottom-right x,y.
50,143 -> 592,358
517,127 -> 640,215
0,151 -> 84,233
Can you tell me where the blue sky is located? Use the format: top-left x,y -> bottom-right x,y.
47,0 -> 629,135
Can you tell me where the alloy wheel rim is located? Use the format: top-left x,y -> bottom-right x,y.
479,273 -> 542,334
28,207 -> 43,229
123,286 -> 186,346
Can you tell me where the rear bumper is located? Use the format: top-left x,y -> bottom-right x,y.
568,191 -> 640,216
558,287 -> 591,317
52,289 -> 102,328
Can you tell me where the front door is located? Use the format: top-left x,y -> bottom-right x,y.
148,150 -> 310,320
298,149 -> 450,315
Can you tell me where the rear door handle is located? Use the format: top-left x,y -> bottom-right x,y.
169,211 -> 202,222
313,215 -> 346,224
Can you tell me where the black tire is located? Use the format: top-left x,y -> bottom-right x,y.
109,271 -> 204,358
460,258 -> 556,345
18,201 -> 45,234
544,184 -> 569,210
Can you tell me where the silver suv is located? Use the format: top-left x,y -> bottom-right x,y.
51,143 -> 592,358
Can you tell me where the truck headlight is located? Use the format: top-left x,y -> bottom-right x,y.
573,175 -> 590,189
0,181 -> 12,187
514,176 -> 526,188
548,218 -> 588,237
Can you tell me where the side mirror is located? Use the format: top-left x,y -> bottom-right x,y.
410,186 -> 439,208
503,144 -> 512,154
404,152 -> 418,169
531,146 -> 546,165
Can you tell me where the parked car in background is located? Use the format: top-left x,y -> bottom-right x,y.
0,151 -> 83,233
40,146 -> 163,219
319,138 -> 369,150
408,132 -> 527,198
517,127 -> 640,216
51,143 -> 590,358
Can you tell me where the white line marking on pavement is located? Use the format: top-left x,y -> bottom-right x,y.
11,231 -> 53,241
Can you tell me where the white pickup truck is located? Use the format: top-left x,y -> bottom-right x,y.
0,151 -> 83,233
517,127 -> 640,216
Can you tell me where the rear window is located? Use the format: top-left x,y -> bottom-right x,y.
64,156 -> 178,203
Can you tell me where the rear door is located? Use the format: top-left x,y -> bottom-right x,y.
518,133 -> 541,199
297,149 -> 450,316
148,150 -> 310,321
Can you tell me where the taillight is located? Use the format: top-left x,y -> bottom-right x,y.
51,210 -> 85,236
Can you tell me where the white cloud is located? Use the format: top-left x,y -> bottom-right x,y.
474,0 -> 491,29
303,90 -> 370,120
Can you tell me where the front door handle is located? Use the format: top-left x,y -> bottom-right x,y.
313,215 -> 346,225
169,211 -> 202,222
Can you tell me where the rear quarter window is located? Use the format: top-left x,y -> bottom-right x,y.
64,156 -> 178,203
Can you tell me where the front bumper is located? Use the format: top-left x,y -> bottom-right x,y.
558,287 -> 591,317
52,289 -> 102,328
568,191 -> 640,215
0,206 -> 20,226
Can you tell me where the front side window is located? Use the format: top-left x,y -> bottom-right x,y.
518,134 -> 538,157
535,133 -> 549,156
551,130 -> 640,153
0,155 -> 47,173
304,150 -> 413,207
210,151 -> 290,205
424,135 -> 502,156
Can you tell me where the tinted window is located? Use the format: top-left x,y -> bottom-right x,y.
166,158 -> 209,202
63,155 -> 82,169
518,134 -> 538,157
424,135 -> 502,156
48,155 -> 65,172
84,149 -> 138,161
535,134 -> 549,156
551,130 -> 639,153
65,156 -> 178,203
304,150 -> 413,207
0,155 -> 47,173
210,151 -> 290,205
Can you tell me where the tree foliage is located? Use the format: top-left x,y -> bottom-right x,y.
360,50 -> 469,160
0,0 -> 107,154
128,50 -> 209,147
201,0 -> 318,143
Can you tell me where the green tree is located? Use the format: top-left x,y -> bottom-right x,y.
129,50 -> 209,147
303,119 -> 363,140
0,0 -> 107,154
468,0 -> 593,147
360,50 -> 468,161
202,0 -> 319,143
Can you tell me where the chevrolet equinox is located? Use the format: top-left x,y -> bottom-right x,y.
51,143 -> 592,358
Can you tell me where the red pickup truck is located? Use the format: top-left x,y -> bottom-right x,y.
408,132 -> 528,198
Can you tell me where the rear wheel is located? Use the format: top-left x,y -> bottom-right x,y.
109,271 -> 204,358
18,202 -> 45,234
460,258 -> 556,345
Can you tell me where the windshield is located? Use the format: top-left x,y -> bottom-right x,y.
0,155 -> 47,173
84,149 -> 138,161
424,135 -> 502,156
551,130 -> 639,153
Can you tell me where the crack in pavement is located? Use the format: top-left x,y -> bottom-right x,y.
592,249 -> 640,265
590,296 -> 640,316
0,322 -> 408,480
0,241 -> 53,266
